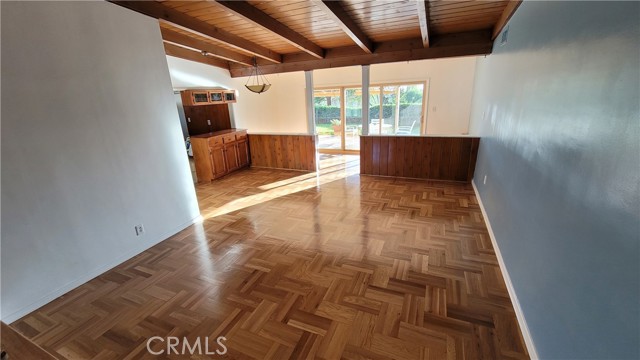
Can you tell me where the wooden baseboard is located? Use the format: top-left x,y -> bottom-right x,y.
472,180 -> 539,359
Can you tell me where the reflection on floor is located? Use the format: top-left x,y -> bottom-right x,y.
317,133 -> 360,150
197,154 -> 359,219
11,155 -> 529,359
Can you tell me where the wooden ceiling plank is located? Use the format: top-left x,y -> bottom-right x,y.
110,1 -> 282,63
416,0 -> 430,48
161,28 -> 254,66
431,1 -> 505,11
164,42 -> 230,70
230,30 -> 493,77
215,1 -> 325,59
431,4 -> 506,17
312,0 -> 374,54
251,0 -> 313,15
492,0 -> 522,39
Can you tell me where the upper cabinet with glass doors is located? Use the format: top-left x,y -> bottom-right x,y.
181,89 -> 238,106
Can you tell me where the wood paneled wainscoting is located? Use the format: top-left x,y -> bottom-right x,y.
248,133 -> 318,171
360,135 -> 480,182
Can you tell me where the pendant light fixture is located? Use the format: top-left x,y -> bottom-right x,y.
245,57 -> 271,94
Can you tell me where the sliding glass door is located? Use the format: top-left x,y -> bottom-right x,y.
345,87 -> 362,150
314,88 -> 342,150
314,82 -> 426,152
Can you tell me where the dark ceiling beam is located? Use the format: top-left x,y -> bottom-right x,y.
110,1 -> 282,63
229,30 -> 493,77
492,0 -> 522,40
164,43 -> 230,70
161,28 -> 254,67
311,0 -> 373,54
416,0 -> 431,48
215,1 -> 324,59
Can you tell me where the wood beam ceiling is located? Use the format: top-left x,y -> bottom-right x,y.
164,43 -> 230,70
229,30 -> 493,77
492,0 -> 522,40
215,1 -> 324,59
161,28 -> 254,66
311,0 -> 374,54
110,1 -> 282,63
416,0 -> 431,48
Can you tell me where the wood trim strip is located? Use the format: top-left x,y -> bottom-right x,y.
492,0 -> 522,40
161,28 -> 254,66
164,43 -> 230,70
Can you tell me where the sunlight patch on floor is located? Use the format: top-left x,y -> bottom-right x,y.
205,155 -> 360,219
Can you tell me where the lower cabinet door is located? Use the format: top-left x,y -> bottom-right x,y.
237,140 -> 249,167
225,143 -> 240,171
211,146 -> 227,178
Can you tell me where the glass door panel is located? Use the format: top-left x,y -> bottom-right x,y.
368,86 -> 382,135
345,87 -> 362,150
397,84 -> 424,135
382,86 -> 398,135
314,89 -> 341,150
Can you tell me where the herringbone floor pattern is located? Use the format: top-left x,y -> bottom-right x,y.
11,155 -> 529,359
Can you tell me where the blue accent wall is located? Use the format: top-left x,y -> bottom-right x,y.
469,1 -> 639,358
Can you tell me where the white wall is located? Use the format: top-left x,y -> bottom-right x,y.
166,56 -> 308,134
1,2 -> 200,322
166,56 -> 477,135
313,57 -> 478,134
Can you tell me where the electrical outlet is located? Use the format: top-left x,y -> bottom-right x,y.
207,119 -> 211,126
187,117 -> 191,123
483,175 -> 487,185
135,224 -> 145,236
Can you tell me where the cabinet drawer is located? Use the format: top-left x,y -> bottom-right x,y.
209,136 -> 223,147
235,131 -> 247,141
222,134 -> 236,144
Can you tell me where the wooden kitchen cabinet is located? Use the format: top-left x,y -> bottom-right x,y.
237,138 -> 249,167
209,90 -> 224,104
180,88 -> 237,136
224,143 -> 240,171
180,89 -> 236,106
210,146 -> 227,178
223,90 -> 237,103
180,90 -> 210,106
190,129 -> 249,183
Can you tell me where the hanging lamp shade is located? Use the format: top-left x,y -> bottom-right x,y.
246,84 -> 271,93
245,58 -> 271,94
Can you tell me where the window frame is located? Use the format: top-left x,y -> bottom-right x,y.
314,80 -> 428,139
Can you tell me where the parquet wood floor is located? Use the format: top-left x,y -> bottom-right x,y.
10,155 -> 529,359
